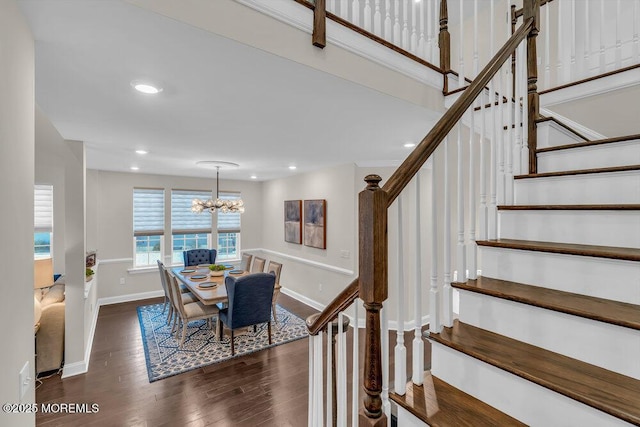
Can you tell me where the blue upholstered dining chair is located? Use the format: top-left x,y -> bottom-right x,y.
217,272 -> 276,355
183,249 -> 217,266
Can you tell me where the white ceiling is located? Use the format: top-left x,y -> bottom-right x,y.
19,0 -> 442,181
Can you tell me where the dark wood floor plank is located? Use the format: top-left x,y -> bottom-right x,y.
390,372 -> 525,427
476,238 -> 640,261
454,277 -> 640,330
429,321 -> 640,425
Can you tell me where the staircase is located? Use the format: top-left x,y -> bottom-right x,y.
386,127 -> 640,426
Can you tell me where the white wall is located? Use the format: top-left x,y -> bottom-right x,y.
0,1 -> 35,425
88,170 -> 263,300
260,164 -> 357,309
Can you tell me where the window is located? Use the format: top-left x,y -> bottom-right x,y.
171,190 -> 212,264
217,192 -> 241,261
133,188 -> 164,267
34,185 -> 53,259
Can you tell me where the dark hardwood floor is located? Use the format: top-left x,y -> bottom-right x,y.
36,294 -> 430,426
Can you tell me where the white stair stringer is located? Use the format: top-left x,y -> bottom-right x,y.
430,343 -> 634,427
536,119 -> 587,149
498,210 -> 640,248
457,289 -> 640,379
514,170 -> 640,205
537,139 -> 640,173
479,246 -> 640,304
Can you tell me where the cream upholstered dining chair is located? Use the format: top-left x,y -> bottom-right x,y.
251,256 -> 266,273
166,272 -> 219,349
266,261 -> 283,323
157,261 -> 197,325
239,253 -> 253,272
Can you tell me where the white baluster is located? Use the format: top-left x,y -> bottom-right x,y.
314,332 -> 324,426
467,0 -> 478,281
522,42 -> 529,176
329,0 -> 336,14
364,0 -> 372,32
418,0 -> 425,58
433,0 -> 439,65
616,0 -> 622,68
411,0 -> 418,53
571,0 -> 577,80
459,0 -> 465,88
443,134 -> 453,327
584,0 -> 590,80
600,0 -> 606,72
384,0 -> 392,40
326,322 -> 333,427
374,0 -> 382,36
413,174 -> 425,383
488,0 -> 498,239
351,300 -> 359,427
514,40 -> 523,177
341,0 -> 348,19
403,0 -> 410,50
505,0 -> 514,206
634,0 -> 640,62
473,0 -> 478,80
497,62 -> 505,207
352,0 -> 361,27
456,123 -> 467,282
381,306 -> 390,425
394,197 -> 407,395
426,0 -> 433,62
430,154 -> 441,332
394,1 -> 401,45
337,313 -> 347,427
545,2 -> 551,90
557,0 -> 563,85
308,336 -> 314,427
478,88 -> 488,241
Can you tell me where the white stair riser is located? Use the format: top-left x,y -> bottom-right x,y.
537,120 -> 587,149
458,290 -> 640,379
498,210 -> 640,248
514,171 -> 640,205
431,343 -> 633,427
396,406 -> 427,427
479,246 -> 640,304
538,140 -> 640,173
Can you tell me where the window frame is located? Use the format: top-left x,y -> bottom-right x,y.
133,188 -> 165,267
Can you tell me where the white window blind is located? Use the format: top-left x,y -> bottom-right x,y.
171,189 -> 212,234
34,185 -> 53,233
217,192 -> 241,233
133,188 -> 164,236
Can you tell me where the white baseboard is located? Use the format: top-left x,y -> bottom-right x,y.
281,287 -> 325,312
61,293 -> 102,379
98,290 -> 164,307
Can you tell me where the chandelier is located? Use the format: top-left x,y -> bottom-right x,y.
191,162 -> 245,214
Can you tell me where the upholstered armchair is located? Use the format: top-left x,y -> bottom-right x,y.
218,272 -> 276,355
183,249 -> 217,266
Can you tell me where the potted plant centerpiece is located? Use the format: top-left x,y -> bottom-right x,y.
86,267 -> 95,282
208,264 -> 226,277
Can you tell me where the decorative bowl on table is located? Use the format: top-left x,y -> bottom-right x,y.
209,264 -> 226,277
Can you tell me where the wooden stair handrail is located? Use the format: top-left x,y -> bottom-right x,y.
306,278 -> 359,335
384,17 -> 534,205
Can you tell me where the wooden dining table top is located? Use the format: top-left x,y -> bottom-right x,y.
171,266 -> 249,306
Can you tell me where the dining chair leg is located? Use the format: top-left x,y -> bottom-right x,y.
268,321 -> 272,345
219,322 -> 223,341
272,301 -> 278,325
253,324 -> 257,333
166,305 -> 173,325
161,297 -> 167,314
230,330 -> 235,355
180,321 -> 188,348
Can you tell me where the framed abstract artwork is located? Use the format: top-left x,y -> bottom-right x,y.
284,200 -> 302,244
303,199 -> 326,249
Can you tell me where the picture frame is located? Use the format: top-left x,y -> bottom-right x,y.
284,200 -> 302,244
303,199 -> 326,249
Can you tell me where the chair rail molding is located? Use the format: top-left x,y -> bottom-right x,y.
245,248 -> 355,276
234,0 -> 443,90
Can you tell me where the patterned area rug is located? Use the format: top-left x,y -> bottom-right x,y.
137,303 -> 309,382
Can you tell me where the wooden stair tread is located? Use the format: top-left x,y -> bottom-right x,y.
452,277 -> 640,330
429,321 -> 640,425
514,164 -> 640,179
476,239 -> 640,261
537,133 -> 640,153
389,372 -> 525,427
497,204 -> 640,210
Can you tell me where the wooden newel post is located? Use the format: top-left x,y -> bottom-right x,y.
439,0 -> 451,92
312,0 -> 327,48
524,0 -> 540,173
358,174 -> 388,426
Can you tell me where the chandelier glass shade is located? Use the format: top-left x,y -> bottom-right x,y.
191,163 -> 245,214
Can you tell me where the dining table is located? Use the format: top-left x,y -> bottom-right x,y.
171,266 -> 249,306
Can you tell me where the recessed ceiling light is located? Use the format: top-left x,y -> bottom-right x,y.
130,166 -> 140,171
131,81 -> 162,94
404,142 -> 416,148
288,165 -> 297,170
135,149 -> 148,155
250,175 -> 257,179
